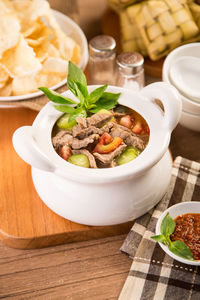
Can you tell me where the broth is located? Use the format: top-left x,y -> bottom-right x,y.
52,105 -> 149,168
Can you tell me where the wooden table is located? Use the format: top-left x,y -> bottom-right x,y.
1,1 -> 200,299
0,123 -> 199,300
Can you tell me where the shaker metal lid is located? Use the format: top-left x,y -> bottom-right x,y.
116,52 -> 144,74
89,35 -> 116,53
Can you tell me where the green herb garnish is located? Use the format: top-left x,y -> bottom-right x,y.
39,61 -> 121,123
151,213 -> 194,260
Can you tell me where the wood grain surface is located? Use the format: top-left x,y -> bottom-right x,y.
0,235 -> 131,299
0,0 -> 200,299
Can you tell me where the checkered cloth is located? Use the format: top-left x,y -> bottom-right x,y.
119,156 -> 200,300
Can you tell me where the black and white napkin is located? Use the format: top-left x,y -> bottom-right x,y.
119,156 -> 200,300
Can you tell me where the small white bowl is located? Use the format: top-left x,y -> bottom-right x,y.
179,110 -> 200,132
0,10 -> 89,102
163,43 -> 200,116
156,202 -> 200,266
169,56 -> 200,103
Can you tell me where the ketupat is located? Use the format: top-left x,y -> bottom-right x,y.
189,1 -> 200,30
108,0 -> 143,12
119,10 -> 147,55
109,0 -> 200,61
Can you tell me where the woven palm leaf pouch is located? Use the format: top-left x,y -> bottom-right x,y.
110,0 -> 200,60
189,0 -> 200,30
109,0 -> 142,11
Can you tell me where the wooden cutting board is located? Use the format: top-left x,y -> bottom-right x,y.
0,107 -> 133,249
102,9 -> 164,78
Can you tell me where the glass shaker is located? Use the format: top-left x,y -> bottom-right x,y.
88,35 -> 116,85
116,52 -> 144,90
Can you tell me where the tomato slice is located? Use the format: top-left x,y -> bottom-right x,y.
93,133 -> 123,154
132,121 -> 143,134
59,145 -> 72,161
99,132 -> 112,145
119,115 -> 133,129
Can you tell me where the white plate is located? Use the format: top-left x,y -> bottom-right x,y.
0,104 -> 18,108
0,9 -> 89,103
156,202 -> 200,266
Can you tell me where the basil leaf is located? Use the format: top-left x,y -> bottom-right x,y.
73,82 -> 85,105
67,80 -> 77,97
67,61 -> 87,95
89,92 -> 120,113
67,81 -> 88,105
88,85 -> 108,104
169,241 -> 194,260
89,99 -> 118,113
68,107 -> 87,123
68,61 -> 87,86
54,105 -> 75,113
39,87 -> 77,104
100,92 -> 121,102
76,82 -> 88,98
87,103 -> 96,109
161,213 -> 175,237
151,234 -> 167,243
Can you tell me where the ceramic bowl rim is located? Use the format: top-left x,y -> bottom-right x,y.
182,109 -> 200,117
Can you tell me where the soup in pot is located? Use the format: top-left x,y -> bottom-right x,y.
52,105 -> 150,168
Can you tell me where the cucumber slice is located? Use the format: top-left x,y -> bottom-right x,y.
97,109 -> 112,115
117,146 -> 140,166
68,154 -> 90,168
56,113 -> 77,130
114,104 -> 129,114
96,109 -> 115,123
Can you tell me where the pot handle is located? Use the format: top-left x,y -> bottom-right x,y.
12,126 -> 55,172
140,82 -> 182,131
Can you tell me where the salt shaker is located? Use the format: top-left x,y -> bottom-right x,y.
88,35 -> 116,85
116,52 -> 144,90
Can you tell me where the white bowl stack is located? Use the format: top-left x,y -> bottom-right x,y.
162,43 -> 200,132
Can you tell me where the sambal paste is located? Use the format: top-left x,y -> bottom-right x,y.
171,213 -> 200,260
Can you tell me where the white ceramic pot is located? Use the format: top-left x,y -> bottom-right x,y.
12,83 -> 182,226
